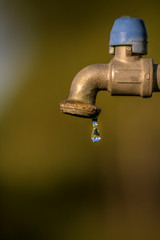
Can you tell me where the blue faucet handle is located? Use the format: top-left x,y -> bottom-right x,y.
109,17 -> 148,55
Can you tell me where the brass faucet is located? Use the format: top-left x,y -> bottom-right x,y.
60,17 -> 160,119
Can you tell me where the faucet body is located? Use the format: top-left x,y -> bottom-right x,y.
108,46 -> 154,97
60,17 -> 160,119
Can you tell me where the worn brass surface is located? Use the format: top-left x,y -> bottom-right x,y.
60,46 -> 159,119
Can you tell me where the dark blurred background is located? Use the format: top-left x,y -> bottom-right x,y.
1,0 -> 160,239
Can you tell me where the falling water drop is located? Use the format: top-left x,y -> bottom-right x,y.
91,119 -> 101,143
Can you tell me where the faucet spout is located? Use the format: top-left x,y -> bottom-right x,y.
60,64 -> 110,119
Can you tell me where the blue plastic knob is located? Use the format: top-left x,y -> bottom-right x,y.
109,17 -> 148,55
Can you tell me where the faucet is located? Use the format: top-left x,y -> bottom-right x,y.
60,17 -> 160,120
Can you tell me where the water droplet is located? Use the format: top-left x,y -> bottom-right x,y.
91,119 -> 101,143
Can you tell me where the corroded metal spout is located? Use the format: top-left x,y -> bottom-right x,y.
60,64 -> 110,118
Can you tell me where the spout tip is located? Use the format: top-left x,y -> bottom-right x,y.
60,100 -> 101,119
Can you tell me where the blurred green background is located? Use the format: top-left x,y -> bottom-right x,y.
1,0 -> 160,239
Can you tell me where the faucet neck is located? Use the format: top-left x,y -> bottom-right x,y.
114,46 -> 142,62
